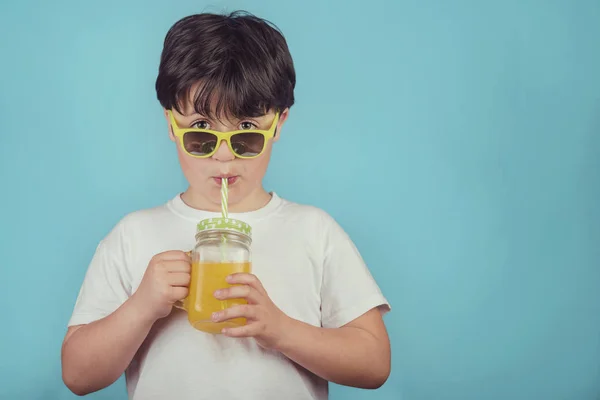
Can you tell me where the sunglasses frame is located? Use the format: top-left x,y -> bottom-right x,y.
168,109 -> 280,159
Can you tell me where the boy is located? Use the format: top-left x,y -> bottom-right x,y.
62,11 -> 391,400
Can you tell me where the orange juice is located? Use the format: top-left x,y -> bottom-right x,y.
187,261 -> 252,334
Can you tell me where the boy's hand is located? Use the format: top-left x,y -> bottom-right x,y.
212,273 -> 292,350
131,250 -> 191,322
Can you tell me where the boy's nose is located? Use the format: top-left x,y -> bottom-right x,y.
212,140 -> 235,161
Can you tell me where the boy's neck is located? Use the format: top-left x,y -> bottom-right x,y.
180,187 -> 273,214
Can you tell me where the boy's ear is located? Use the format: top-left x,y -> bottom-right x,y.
163,108 -> 176,142
273,108 -> 290,142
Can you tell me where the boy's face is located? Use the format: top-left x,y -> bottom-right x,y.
164,101 -> 289,211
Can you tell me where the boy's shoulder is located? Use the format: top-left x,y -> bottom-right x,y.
121,201 -> 173,226
271,195 -> 349,241
273,194 -> 338,225
102,201 -> 175,241
277,195 -> 326,215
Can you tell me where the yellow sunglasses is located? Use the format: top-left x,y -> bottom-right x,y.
168,110 -> 280,159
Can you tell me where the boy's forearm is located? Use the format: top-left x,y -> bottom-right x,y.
61,295 -> 155,396
275,318 -> 390,389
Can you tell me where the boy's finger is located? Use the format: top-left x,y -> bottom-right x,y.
162,260 -> 192,273
154,250 -> 191,262
212,304 -> 256,322
214,285 -> 261,304
169,286 -> 189,301
226,273 -> 267,295
168,272 -> 191,287
221,323 -> 257,338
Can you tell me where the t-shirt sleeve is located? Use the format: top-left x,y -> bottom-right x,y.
319,213 -> 391,329
68,220 -> 133,327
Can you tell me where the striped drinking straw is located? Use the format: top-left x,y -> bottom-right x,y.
221,178 -> 228,218
220,178 -> 228,261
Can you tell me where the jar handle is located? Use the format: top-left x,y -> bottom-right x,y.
173,299 -> 186,310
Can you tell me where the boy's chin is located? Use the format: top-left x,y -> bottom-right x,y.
209,182 -> 242,202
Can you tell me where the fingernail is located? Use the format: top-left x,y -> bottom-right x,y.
225,275 -> 233,282
214,290 -> 222,298
221,328 -> 228,334
212,312 -> 220,321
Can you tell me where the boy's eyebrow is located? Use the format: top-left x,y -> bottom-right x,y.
181,112 -> 207,120
178,112 -> 266,127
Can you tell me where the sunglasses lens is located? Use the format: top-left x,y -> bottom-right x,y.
230,132 -> 265,157
182,131 -> 218,156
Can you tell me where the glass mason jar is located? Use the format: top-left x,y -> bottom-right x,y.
177,218 -> 252,334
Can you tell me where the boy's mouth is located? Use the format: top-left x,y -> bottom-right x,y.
213,176 -> 239,186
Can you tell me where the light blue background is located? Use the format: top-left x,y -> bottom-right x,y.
1,0 -> 599,399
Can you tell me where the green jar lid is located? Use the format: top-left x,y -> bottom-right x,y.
196,217 -> 252,237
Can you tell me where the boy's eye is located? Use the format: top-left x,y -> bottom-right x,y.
187,140 -> 217,155
192,120 -> 210,129
240,121 -> 256,130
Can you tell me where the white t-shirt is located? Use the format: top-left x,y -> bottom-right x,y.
68,193 -> 390,400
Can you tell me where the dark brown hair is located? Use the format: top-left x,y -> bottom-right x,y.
155,11 -> 296,120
